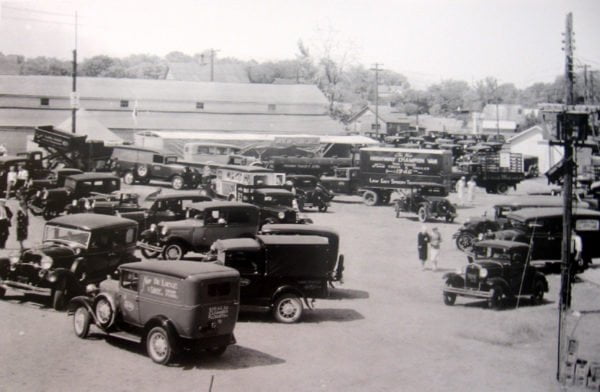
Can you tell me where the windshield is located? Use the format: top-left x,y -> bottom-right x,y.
507,218 -> 528,230
64,178 -> 77,190
261,194 -> 294,207
43,225 -> 91,247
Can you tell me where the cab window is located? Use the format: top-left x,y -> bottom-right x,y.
152,155 -> 164,164
121,270 -> 139,291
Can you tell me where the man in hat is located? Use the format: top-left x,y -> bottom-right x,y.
429,227 -> 442,271
0,199 -> 12,248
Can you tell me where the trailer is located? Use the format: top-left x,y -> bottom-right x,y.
455,151 -> 524,194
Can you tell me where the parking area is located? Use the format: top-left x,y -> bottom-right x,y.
1,178 -> 599,392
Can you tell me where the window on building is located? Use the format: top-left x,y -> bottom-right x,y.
371,123 -> 381,130
120,100 -> 129,108
196,102 -> 204,109
40,97 -> 50,106
268,104 -> 276,112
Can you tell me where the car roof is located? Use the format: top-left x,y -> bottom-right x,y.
494,196 -> 585,208
287,174 -> 317,180
215,164 -> 274,173
214,238 -> 262,252
112,145 -> 161,154
255,188 -> 293,196
120,260 -> 239,280
154,192 -> 211,201
66,173 -> 120,181
48,213 -> 137,230
261,224 -> 338,237
474,240 -> 530,250
508,207 -> 600,220
257,234 -> 329,246
188,200 -> 258,210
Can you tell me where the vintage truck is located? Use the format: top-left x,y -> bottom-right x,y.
320,147 -> 453,206
453,150 -> 525,194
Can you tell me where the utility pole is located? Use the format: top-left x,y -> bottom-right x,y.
71,12 -> 78,134
208,48 -> 220,82
370,63 -> 383,139
590,70 -> 596,104
583,64 -> 589,103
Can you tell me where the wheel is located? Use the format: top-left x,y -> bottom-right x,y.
163,243 -> 185,261
141,247 -> 160,259
171,175 -> 184,190
576,257 -> 590,273
43,208 -> 56,221
530,280 -> 545,305
206,345 -> 228,357
136,165 -> 148,178
272,293 -> 303,323
297,198 -> 305,212
0,286 -> 6,299
496,183 -> 509,194
146,326 -> 174,365
417,205 -> 429,222
445,214 -> 455,223
443,290 -> 456,306
362,190 -> 378,206
381,193 -> 390,205
455,232 -> 476,251
94,297 -> 114,328
317,203 -> 328,212
123,171 -> 135,185
73,306 -> 91,338
51,281 -> 67,310
487,285 -> 504,310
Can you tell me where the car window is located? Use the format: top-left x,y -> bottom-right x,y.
225,251 -> 261,274
90,232 -> 112,250
121,270 -> 139,291
153,155 -> 164,164
228,209 -> 252,225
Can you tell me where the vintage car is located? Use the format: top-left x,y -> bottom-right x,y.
29,172 -> 121,220
0,151 -> 46,197
211,234 -> 345,323
0,214 -> 139,310
246,188 -> 307,226
111,145 -> 202,190
452,196 -> 590,251
393,184 -> 457,223
489,208 -> 600,272
286,174 -> 334,212
69,261 -> 240,365
23,167 -> 84,200
319,167 -> 361,196
139,191 -> 212,230
137,201 -> 260,260
442,240 -> 548,309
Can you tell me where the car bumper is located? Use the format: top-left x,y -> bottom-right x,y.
1,279 -> 52,295
136,241 -> 164,253
443,286 -> 493,299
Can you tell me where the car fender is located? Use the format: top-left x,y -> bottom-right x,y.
533,272 -> 549,292
67,295 -> 94,316
45,268 -> 78,289
271,285 -> 306,306
443,272 -> 464,287
163,236 -> 192,251
93,292 -> 119,329
485,277 -> 510,294
144,316 -> 181,352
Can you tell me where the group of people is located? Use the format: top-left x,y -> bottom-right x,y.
5,165 -> 30,199
455,176 -> 476,206
417,225 -> 442,271
0,198 -> 29,250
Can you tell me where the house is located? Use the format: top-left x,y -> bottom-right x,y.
0,75 -> 344,152
477,104 -> 523,134
346,105 -> 412,138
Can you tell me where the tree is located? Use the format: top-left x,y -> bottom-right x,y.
165,51 -> 193,62
427,79 -> 470,114
80,55 -> 117,77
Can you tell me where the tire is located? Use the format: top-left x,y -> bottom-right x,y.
272,293 -> 303,323
0,286 -> 6,299
51,281 -> 67,311
73,306 -> 91,338
297,198 -> 305,212
530,280 -> 545,305
141,247 -> 160,259
123,172 -> 135,185
496,183 -> 509,194
381,193 -> 390,205
136,165 -> 148,178
443,291 -> 456,306
43,208 -> 56,221
455,232 -> 476,251
163,243 -> 185,261
146,326 -> 174,365
206,345 -> 228,357
487,285 -> 504,310
363,190 -> 378,206
317,203 -> 328,212
94,297 -> 114,328
445,214 -> 455,223
171,175 -> 184,190
417,205 -> 429,222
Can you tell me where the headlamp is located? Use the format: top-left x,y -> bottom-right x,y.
160,226 -> 168,236
40,255 -> 53,270
150,224 -> 157,232
278,212 -> 285,220
479,268 -> 488,278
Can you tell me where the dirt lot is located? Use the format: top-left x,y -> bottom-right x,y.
1,178 -> 599,392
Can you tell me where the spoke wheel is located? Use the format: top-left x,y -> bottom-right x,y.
123,172 -> 135,185
94,297 -> 114,328
495,183 -> 509,194
73,306 -> 91,338
488,285 -> 504,310
141,247 -> 160,259
146,327 -> 173,365
456,233 -> 475,251
417,205 -> 429,222
163,243 -> 184,261
530,280 -> 545,305
362,190 -> 378,206
273,294 -> 303,323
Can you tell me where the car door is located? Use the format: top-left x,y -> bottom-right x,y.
151,154 -> 166,180
83,231 -> 111,280
118,270 -> 141,326
194,208 -> 229,250
225,250 -> 265,306
508,251 -> 529,294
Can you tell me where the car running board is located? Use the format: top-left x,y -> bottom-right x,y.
107,330 -> 142,344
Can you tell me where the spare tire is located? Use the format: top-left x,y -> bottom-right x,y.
136,164 -> 148,178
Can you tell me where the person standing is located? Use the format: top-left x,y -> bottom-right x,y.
417,225 -> 430,270
429,227 -> 442,271
16,165 -> 29,193
16,200 -> 29,250
0,199 -> 12,249
467,177 -> 477,204
6,166 -> 17,199
456,176 -> 466,206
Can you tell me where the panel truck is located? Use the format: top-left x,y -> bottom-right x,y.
321,147 -> 453,206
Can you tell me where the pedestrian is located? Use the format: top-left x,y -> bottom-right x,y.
0,199 -> 12,249
456,176 -> 466,206
467,177 -> 477,204
417,225 -> 430,270
571,229 -> 583,280
429,227 -> 442,271
16,200 -> 29,250
6,166 -> 17,198
16,165 -> 29,193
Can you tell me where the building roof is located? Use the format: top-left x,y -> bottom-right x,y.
348,105 -> 410,124
506,125 -> 549,144
481,120 -> 517,131
166,61 -> 250,83
54,109 -> 124,144
0,75 -> 328,106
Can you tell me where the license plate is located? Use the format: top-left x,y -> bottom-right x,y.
208,306 -> 229,320
466,272 -> 478,283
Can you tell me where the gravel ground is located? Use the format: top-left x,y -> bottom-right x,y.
1,177 -> 599,392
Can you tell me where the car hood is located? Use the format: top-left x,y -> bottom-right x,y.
25,242 -> 77,259
261,205 -> 295,213
472,261 -> 506,271
493,229 -> 523,240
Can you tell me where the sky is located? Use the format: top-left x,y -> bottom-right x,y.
0,0 -> 599,89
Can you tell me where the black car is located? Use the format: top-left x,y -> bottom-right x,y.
24,168 -> 84,201
442,240 -> 548,309
393,184 -> 456,223
212,234 -> 345,323
29,172 -> 121,220
246,188 -> 309,226
490,207 -> 600,272
286,174 -> 334,212
0,213 -> 139,310
140,191 -> 212,230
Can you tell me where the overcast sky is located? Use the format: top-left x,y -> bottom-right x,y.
1,0 -> 599,89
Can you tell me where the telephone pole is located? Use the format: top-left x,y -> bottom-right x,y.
583,64 -> 589,103
208,48 -> 220,82
71,12 -> 78,134
370,63 -> 383,139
